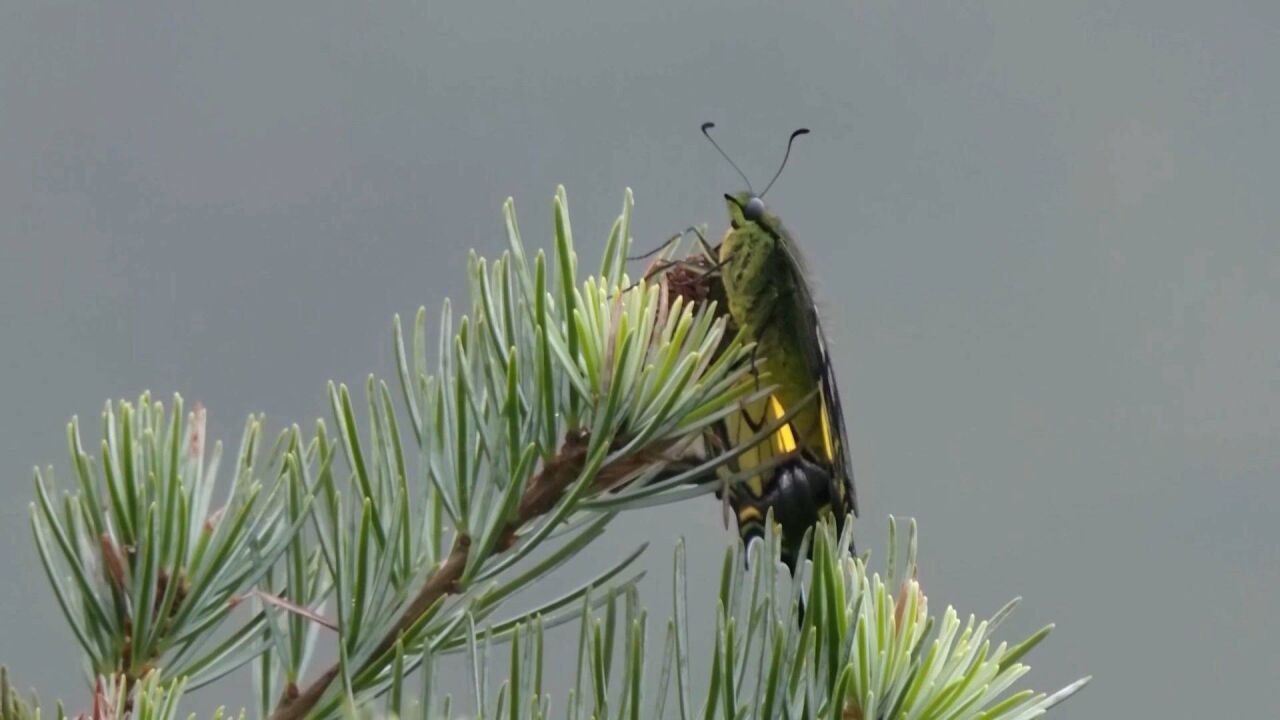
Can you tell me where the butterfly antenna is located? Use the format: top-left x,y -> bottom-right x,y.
760,128 -> 810,198
701,122 -> 754,194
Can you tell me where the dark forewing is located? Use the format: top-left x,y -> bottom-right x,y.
813,312 -> 857,516
776,228 -> 858,517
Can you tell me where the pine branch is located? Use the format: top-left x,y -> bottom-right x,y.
264,187 -> 758,719
28,395 -> 313,690
386,517 -> 1089,720
13,186 -> 1089,720
274,428 -> 594,720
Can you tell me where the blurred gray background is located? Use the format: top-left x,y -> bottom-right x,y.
3,1 -> 1277,717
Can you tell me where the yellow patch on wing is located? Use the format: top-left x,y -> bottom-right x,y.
818,393 -> 835,462
769,395 -> 797,453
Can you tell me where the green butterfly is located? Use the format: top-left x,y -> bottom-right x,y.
655,124 -> 858,572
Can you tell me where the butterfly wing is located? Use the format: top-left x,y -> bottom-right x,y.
775,228 -> 857,518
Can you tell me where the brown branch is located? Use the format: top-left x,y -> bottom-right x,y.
272,429 -> 613,720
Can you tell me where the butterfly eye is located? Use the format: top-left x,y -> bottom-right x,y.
744,196 -> 766,222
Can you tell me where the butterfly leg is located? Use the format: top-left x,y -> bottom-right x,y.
627,230 -> 686,262
685,225 -> 721,261
735,398 -> 771,435
747,343 -> 764,391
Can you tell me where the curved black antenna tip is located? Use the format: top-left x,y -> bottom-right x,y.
760,127 -> 811,198
701,121 -> 716,132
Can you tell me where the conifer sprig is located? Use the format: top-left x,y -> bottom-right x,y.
15,187 -> 1087,720
29,395 -> 313,688
267,188 -> 756,720
382,517 -> 1090,720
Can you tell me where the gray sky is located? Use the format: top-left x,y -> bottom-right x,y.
2,1 -> 1277,717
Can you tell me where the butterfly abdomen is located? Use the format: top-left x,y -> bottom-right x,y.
733,456 -> 844,572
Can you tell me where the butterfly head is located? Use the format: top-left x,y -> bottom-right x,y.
724,192 -> 773,230
701,122 -> 807,231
